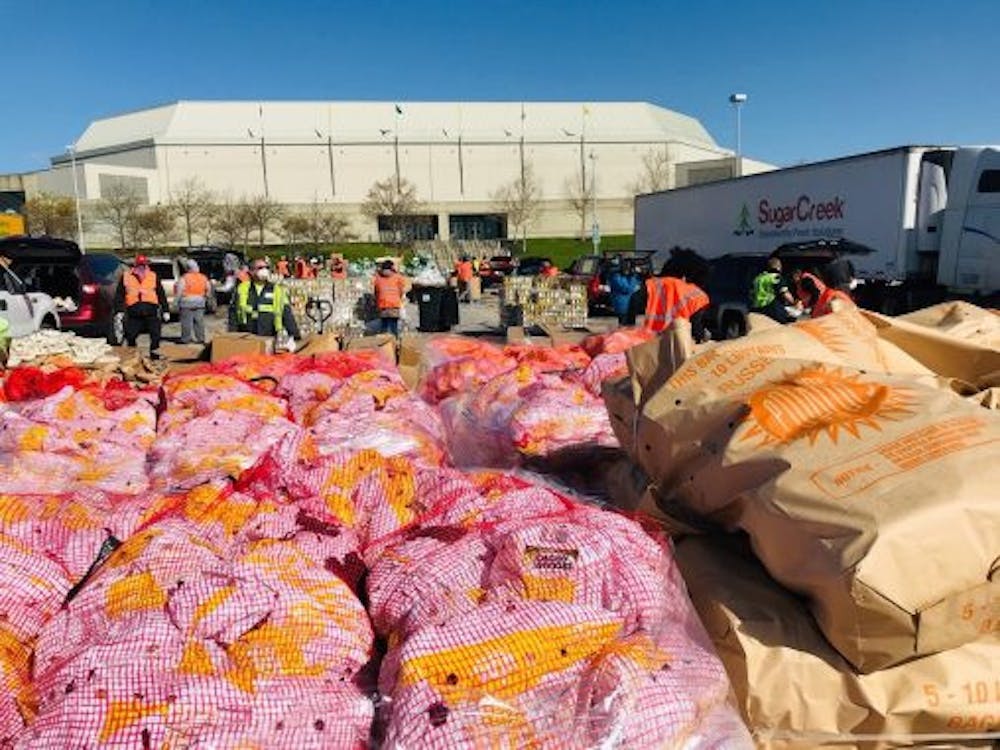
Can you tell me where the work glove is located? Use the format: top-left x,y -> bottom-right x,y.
162,312 -> 171,323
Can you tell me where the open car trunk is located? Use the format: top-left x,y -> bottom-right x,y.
0,237 -> 83,309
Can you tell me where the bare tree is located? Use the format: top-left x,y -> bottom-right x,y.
244,194 -> 284,249
493,163 -> 542,254
22,192 -> 79,239
629,148 -> 672,196
280,214 -> 311,246
95,182 -> 142,248
361,177 -> 420,245
212,198 -> 254,251
305,201 -> 356,245
565,171 -> 596,241
200,203 -> 220,244
170,177 -> 214,246
132,205 -> 177,250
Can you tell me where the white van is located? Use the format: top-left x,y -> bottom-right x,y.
0,261 -> 60,337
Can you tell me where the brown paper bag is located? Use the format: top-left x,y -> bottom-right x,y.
968,387 -> 1000,410
675,537 -> 999,750
860,309 -> 1000,390
628,310 -> 1000,672
898,301 -> 1000,350
601,458 -> 708,536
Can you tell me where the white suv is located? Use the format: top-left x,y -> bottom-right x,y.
0,262 -> 60,336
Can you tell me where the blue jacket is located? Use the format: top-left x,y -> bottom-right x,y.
609,271 -> 640,316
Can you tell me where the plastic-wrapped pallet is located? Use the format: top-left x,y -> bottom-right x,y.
500,276 -> 589,329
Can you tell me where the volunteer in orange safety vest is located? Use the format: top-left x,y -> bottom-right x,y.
455,256 -> 474,301
643,273 -> 710,337
810,259 -> 857,318
811,286 -> 856,317
330,256 -> 348,280
114,255 -> 169,358
176,259 -> 213,344
373,260 -> 409,336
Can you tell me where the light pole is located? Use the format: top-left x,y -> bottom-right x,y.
67,144 -> 85,250
729,93 -> 747,177
589,151 -> 599,252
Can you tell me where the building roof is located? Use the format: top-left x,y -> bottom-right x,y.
66,100 -> 718,157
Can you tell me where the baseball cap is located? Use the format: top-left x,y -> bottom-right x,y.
134,255 -> 149,266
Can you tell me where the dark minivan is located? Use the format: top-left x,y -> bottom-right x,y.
0,236 -> 126,341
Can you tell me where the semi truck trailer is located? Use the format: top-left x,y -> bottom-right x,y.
635,145 -> 1000,312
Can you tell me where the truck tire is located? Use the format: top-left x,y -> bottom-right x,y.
40,315 -> 58,330
721,311 -> 746,340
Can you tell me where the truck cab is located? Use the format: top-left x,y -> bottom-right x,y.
933,147 -> 1000,296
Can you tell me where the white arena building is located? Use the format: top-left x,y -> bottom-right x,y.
36,100 -> 772,245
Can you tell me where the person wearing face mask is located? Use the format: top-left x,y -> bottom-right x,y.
114,255 -> 169,359
235,260 -> 290,337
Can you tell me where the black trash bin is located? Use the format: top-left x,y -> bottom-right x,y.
416,285 -> 451,332
441,287 -> 460,328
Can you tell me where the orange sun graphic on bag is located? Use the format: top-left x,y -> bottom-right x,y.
741,365 -> 915,446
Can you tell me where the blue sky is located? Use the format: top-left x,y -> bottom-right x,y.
2,0 -> 997,173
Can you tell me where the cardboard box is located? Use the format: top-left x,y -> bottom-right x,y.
210,333 -> 273,363
505,324 -> 591,347
157,343 -> 208,363
467,276 -> 482,301
344,333 -> 396,365
397,334 -> 424,390
295,333 -> 341,356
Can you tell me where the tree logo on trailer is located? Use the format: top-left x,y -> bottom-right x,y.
734,203 -> 754,236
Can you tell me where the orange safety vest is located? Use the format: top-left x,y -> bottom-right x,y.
456,261 -> 474,282
124,271 -> 159,307
643,276 -> 709,332
796,271 -> 826,306
373,272 -> 407,310
811,287 -> 855,318
180,271 -> 209,299
331,267 -> 347,280
276,260 -> 290,277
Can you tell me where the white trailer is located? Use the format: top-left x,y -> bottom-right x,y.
635,146 -> 1000,299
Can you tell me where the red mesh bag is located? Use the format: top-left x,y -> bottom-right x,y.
502,343 -> 591,374
581,326 -> 654,357
0,366 -> 88,402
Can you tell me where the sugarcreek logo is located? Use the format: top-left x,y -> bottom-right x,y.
733,203 -> 754,236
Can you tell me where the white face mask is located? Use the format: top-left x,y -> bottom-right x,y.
255,269 -> 269,281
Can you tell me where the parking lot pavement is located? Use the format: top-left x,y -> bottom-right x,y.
157,297 -> 504,342
155,294 -> 613,345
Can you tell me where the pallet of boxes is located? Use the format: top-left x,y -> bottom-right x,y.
283,276 -> 372,341
602,304 -> 1000,749
500,275 -> 588,330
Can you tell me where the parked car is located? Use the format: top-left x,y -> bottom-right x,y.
0,258 -> 60,337
478,254 -> 518,287
0,236 -> 121,339
182,246 -> 246,304
513,256 -> 554,276
566,250 -> 654,315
